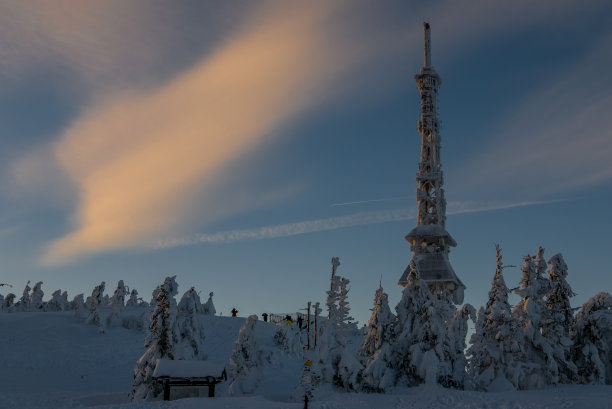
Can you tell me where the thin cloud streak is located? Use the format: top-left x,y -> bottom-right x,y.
331,197 -> 401,207
157,199 -> 555,248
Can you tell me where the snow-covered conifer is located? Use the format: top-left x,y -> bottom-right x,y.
129,276 -> 179,401
513,255 -> 556,389
468,245 -> 521,391
86,282 -> 106,332
126,289 -> 139,308
3,293 -> 15,311
17,281 -> 31,311
29,281 -> 44,311
360,284 -> 396,392
109,280 -> 127,312
46,289 -> 67,311
571,292 -> 612,385
448,304 -> 476,389
228,315 -> 262,395
316,318 -> 362,390
360,284 -> 395,358
72,294 -> 87,319
338,277 -> 355,330
534,246 -> 550,299
202,292 -> 216,315
542,253 -> 577,383
175,287 -> 206,360
392,260 -> 452,387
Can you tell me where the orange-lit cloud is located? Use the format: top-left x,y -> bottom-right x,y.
40,2 -> 357,265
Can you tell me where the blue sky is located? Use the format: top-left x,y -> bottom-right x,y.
0,1 -> 611,324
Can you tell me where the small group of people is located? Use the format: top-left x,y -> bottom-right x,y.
229,309 -> 306,330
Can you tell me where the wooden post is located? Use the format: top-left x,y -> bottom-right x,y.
306,301 -> 311,350
163,380 -> 170,401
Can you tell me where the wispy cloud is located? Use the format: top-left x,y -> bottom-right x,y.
331,197 -> 401,207
35,1 -> 370,265
452,29 -> 612,199
157,199 -> 555,248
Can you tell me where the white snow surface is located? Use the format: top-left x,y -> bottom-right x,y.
1,312 -> 611,409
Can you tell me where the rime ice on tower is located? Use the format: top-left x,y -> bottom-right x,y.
398,22 -> 465,304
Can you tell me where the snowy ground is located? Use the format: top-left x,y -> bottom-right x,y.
1,312 -> 611,409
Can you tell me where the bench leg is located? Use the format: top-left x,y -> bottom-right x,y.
208,383 -> 215,397
163,381 -> 170,401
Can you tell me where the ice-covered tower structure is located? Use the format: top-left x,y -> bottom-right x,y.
398,22 -> 465,304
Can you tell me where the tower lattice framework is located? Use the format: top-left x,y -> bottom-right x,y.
398,22 -> 465,304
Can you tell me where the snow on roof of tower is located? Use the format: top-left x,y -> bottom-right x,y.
404,224 -> 457,247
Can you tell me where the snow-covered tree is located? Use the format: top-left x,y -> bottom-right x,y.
178,287 -> 203,314
29,281 -> 44,311
228,315 -> 262,395
86,282 -> 106,332
360,284 -> 396,392
513,255 -> 556,389
129,276 -> 179,401
542,253 -> 577,383
46,289 -> 69,311
109,280 -> 127,312
175,287 -> 206,360
338,277 -> 356,330
571,292 -> 612,385
534,246 -> 550,299
468,245 -> 521,391
16,281 -> 31,312
391,260 -> 453,387
202,292 -> 216,315
72,294 -> 87,319
360,284 -> 395,358
316,317 -> 362,390
126,289 -> 140,308
3,293 -> 15,311
448,303 -> 476,389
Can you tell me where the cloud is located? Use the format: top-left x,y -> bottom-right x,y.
451,30 -> 612,199
39,1 -> 364,265
156,199 -> 553,248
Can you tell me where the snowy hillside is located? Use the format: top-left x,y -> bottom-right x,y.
1,311 -> 611,409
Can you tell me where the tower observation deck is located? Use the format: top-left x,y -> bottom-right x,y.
398,22 -> 465,304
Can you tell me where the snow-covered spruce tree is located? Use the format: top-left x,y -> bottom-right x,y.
202,292 -> 216,315
468,245 -> 521,391
175,287 -> 206,360
109,280 -> 127,313
126,289 -> 139,308
448,304 -> 476,389
317,315 -> 363,390
360,284 -> 396,392
534,246 -> 550,299
17,281 -> 31,312
542,253 -> 577,383
129,276 -> 180,401
86,282 -> 106,332
228,315 -> 262,395
46,290 -> 66,311
338,277 -> 355,330
72,294 -> 87,319
571,292 -> 612,385
392,259 -> 453,387
360,284 -> 395,358
3,293 -> 16,311
29,281 -> 44,311
513,255 -> 556,389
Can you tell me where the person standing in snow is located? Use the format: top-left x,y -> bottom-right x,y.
285,314 -> 293,329
231,308 -> 238,317
297,314 -> 304,330
262,312 -> 268,322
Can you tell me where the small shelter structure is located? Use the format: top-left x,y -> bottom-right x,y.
152,359 -> 227,400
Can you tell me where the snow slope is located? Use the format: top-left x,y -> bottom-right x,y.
1,312 -> 611,409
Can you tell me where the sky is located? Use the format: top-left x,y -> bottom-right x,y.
0,0 -> 611,325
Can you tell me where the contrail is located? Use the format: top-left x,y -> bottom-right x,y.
155,199 -> 563,249
331,197 -> 401,207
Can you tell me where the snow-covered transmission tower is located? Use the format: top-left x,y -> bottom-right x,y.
398,22 -> 465,304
